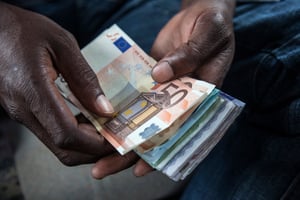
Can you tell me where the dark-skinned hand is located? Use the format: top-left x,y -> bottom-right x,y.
151,0 -> 236,87
0,2 -> 117,166
92,0 -> 237,179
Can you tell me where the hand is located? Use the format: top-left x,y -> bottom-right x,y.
91,151 -> 153,179
0,3 -> 115,165
151,0 -> 236,87
92,0 -> 237,179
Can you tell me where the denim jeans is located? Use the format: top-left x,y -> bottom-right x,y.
182,0 -> 300,199
3,0 -> 300,199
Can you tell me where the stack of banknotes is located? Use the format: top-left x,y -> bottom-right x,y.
56,24 -> 245,181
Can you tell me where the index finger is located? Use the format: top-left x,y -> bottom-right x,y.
49,30 -> 114,117
28,47 -> 114,155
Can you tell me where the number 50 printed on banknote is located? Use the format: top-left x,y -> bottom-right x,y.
56,25 -> 215,155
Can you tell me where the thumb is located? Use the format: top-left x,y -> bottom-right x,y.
52,32 -> 114,117
151,41 -> 206,83
151,11 -> 234,84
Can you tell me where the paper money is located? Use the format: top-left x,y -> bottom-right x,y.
138,89 -> 220,166
56,24 -> 245,181
102,79 -> 208,154
56,25 -> 213,155
162,92 -> 245,180
136,79 -> 215,153
162,99 -> 233,178
156,95 -> 225,170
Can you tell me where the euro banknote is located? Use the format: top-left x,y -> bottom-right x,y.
56,24 -> 245,181
162,92 -> 245,181
137,89 -> 220,167
56,25 -> 215,155
136,77 -> 215,153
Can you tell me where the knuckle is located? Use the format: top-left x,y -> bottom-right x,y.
67,60 -> 98,92
54,29 -> 78,50
52,130 -> 74,149
56,152 -> 77,166
5,104 -> 22,121
71,68 -> 100,105
80,70 -> 99,91
78,66 -> 97,84
58,30 -> 77,46
197,9 -> 232,41
186,40 -> 203,57
189,9 -> 234,63
184,40 -> 207,69
199,9 -> 226,28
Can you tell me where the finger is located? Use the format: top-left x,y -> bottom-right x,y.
36,84 -> 114,155
195,47 -> 234,87
152,12 -> 233,83
133,159 -> 154,177
92,151 -> 139,179
52,145 -> 101,166
49,30 -> 114,117
26,53 -> 115,155
18,110 -> 105,166
150,12 -> 190,61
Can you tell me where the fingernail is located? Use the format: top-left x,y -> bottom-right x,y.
134,166 -> 146,177
96,95 -> 114,116
92,166 -> 102,179
151,61 -> 174,83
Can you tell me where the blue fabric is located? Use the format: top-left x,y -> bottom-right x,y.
182,0 -> 300,199
2,0 -> 300,199
224,0 -> 300,136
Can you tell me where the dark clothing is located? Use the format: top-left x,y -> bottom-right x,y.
183,0 -> 300,199
0,109 -> 23,200
1,0 -> 300,199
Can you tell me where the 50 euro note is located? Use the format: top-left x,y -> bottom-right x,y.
137,89 -> 220,166
56,24 -> 213,155
136,77 -> 215,153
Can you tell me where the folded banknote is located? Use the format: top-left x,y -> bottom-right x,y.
56,24 -> 245,180
56,25 -> 215,155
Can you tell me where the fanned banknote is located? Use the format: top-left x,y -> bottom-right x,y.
138,89 -> 221,167
136,78 -> 215,153
56,25 -> 214,155
162,92 -> 245,181
56,24 -> 245,181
